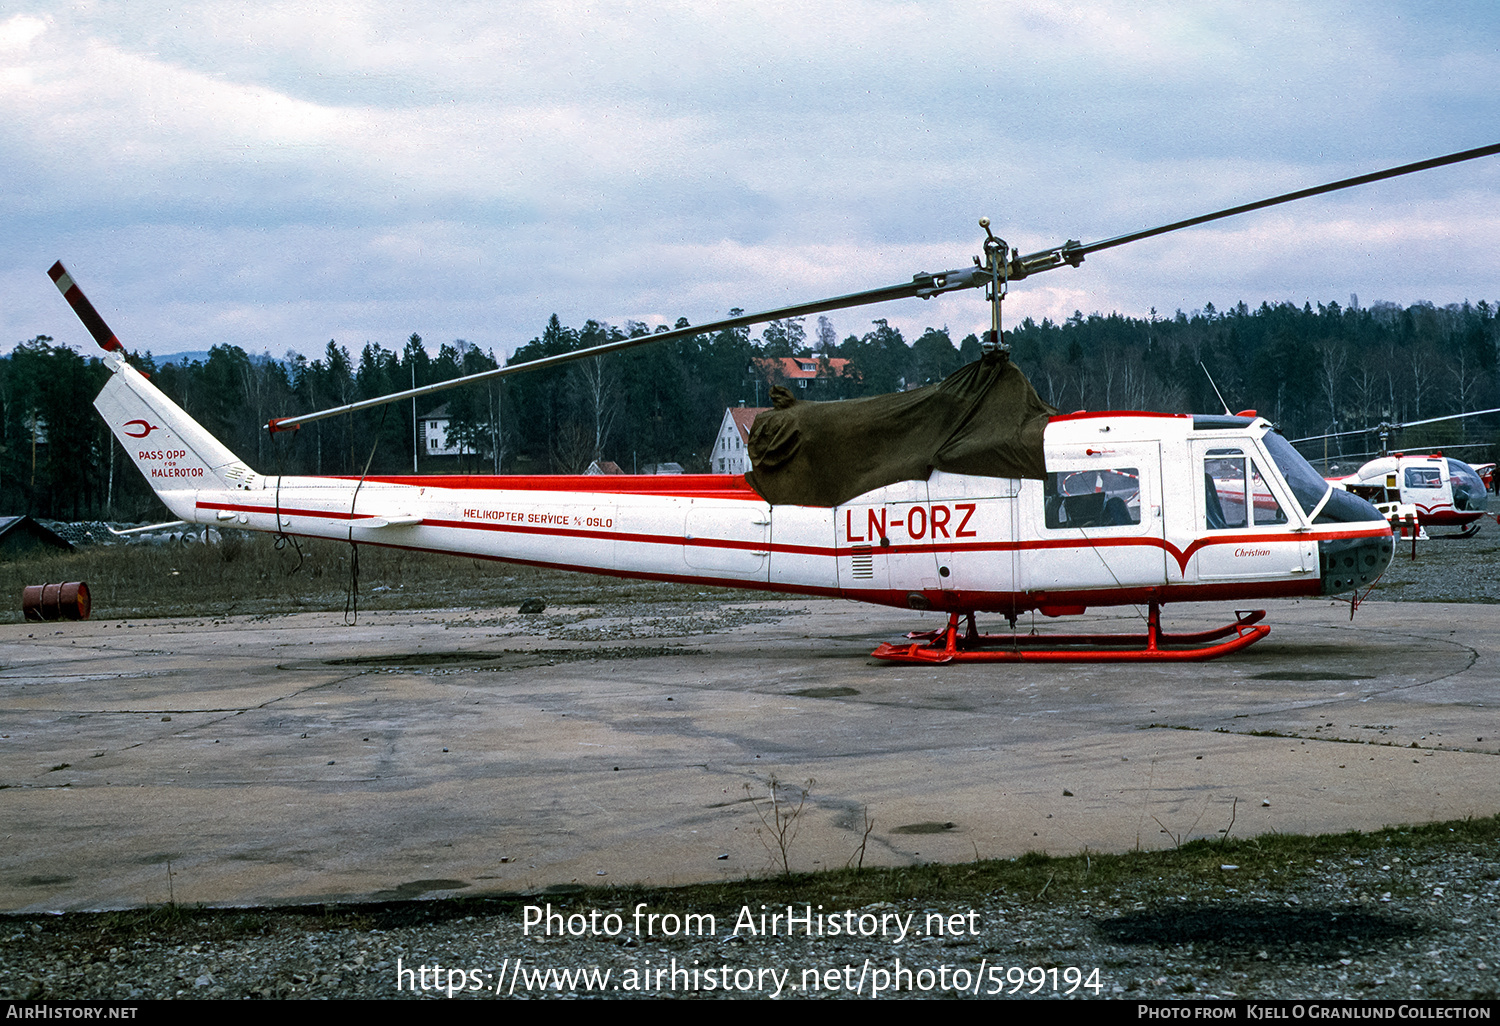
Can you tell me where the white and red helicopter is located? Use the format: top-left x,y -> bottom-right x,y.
1330,453 -> 1491,538
52,144 -> 1500,663
1294,413 -> 1497,538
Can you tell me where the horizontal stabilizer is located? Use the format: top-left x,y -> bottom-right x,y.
354,515 -> 424,528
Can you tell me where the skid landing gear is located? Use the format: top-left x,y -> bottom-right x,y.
870,603 -> 1270,663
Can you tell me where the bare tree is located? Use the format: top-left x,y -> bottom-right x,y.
1409,343 -> 1439,421
1350,360 -> 1380,430
1450,346 -> 1484,425
816,315 -> 838,354
567,355 -> 620,466
1317,341 -> 1348,435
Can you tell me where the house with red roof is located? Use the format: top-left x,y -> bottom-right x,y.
751,355 -> 850,392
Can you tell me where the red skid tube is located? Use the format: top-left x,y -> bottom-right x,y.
871,605 -> 1270,663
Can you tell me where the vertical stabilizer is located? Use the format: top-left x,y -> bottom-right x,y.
51,263 -> 258,521
93,359 -> 258,520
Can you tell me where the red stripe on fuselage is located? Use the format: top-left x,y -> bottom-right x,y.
1410,503 -> 1485,525
197,499 -> 1388,568
1047,410 -> 1191,423
194,527 -> 1331,612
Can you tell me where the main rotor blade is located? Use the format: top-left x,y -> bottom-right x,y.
266,267 -> 988,432
1057,141 -> 1500,262
269,142 -> 1500,432
1291,428 -> 1370,445
1293,405 -> 1500,446
1390,406 -> 1500,431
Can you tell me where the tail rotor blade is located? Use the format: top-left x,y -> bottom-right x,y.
48,262 -> 123,353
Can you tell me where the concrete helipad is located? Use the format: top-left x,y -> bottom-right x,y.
1,597 -> 1496,912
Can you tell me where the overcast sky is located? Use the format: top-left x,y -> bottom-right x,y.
4,1 -> 1498,362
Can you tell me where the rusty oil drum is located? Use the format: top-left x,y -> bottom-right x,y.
22,581 -> 91,621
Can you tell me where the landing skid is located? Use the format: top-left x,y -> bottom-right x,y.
871,604 -> 1270,663
1433,523 -> 1483,539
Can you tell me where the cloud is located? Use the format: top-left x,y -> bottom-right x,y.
4,2 -> 1499,362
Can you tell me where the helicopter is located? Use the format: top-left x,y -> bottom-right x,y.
1294,410 -> 1500,538
1328,454 -> 1491,538
52,143 -> 1500,663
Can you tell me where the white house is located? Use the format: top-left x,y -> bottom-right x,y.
711,405 -> 767,475
418,404 -> 465,457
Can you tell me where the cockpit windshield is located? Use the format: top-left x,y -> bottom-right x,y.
1261,430 -> 1331,516
1450,459 -> 1488,512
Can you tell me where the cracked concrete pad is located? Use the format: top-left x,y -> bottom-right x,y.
1,597 -> 1496,912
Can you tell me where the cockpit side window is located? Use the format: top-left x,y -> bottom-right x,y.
1404,466 -> 1443,489
1251,462 -> 1287,525
1204,453 -> 1247,530
1200,446 -> 1289,530
1044,468 -> 1142,529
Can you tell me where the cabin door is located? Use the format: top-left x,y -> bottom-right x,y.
1190,440 -> 1311,583
1020,441 -> 1168,602
683,503 -> 770,580
925,471 -> 1021,609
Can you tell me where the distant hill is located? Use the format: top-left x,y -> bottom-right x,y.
153,350 -> 213,365
149,350 -> 278,366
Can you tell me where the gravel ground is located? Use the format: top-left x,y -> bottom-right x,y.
1364,532 -> 1500,604
462,604 -> 806,642
2,832 -> 1497,1000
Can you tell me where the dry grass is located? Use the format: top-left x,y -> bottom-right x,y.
0,532 -> 746,623
14,813 -> 1500,945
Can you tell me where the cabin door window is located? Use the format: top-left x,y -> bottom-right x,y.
1023,442 -> 1166,595
1191,442 -> 1309,582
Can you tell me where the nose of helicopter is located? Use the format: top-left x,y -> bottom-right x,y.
1318,533 -> 1394,594
1313,487 -> 1395,595
1449,459 -> 1488,512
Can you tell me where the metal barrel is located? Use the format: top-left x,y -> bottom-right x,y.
21,582 -> 91,621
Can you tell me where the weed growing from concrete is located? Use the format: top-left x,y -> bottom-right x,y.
745,775 -> 815,877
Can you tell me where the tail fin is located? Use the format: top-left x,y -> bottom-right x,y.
52,263 -> 259,521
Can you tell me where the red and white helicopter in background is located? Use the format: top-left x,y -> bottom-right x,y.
1295,412 -> 1499,538
1329,454 -> 1492,538
53,144 -> 1500,663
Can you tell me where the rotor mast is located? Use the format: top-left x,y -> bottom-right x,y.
978,217 -> 1009,354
